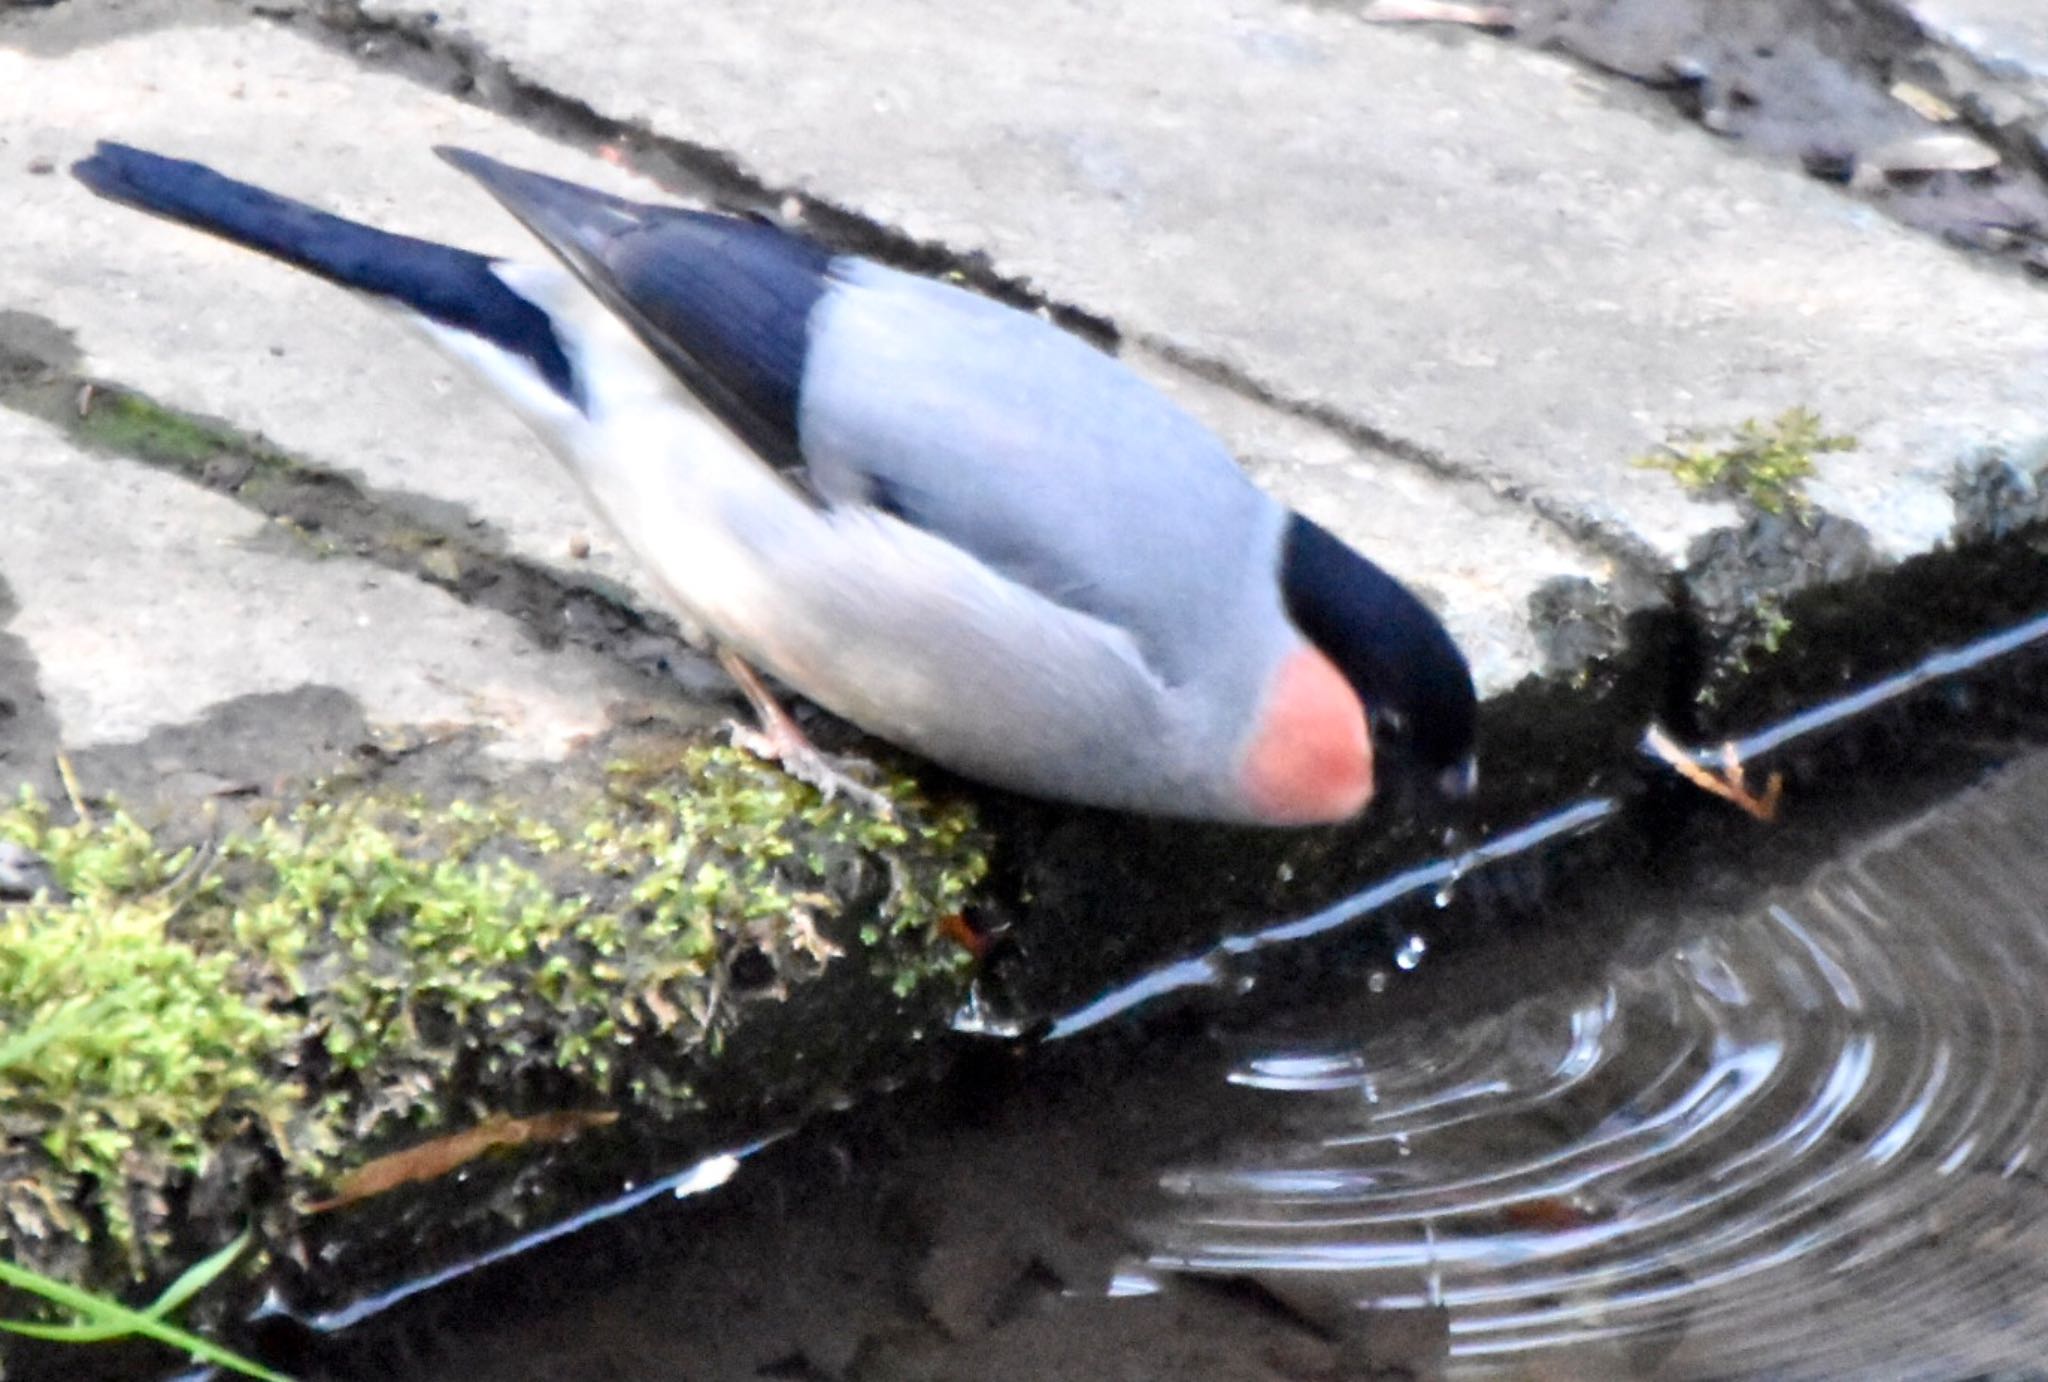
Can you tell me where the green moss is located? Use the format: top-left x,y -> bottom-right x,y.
0,794 -> 298,1259
0,744 -> 987,1275
1694,593 -> 1799,706
1636,408 -> 1857,516
1755,598 -> 1794,655
71,390 -> 244,469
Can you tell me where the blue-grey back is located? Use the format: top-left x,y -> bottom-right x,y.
799,262 -> 1282,686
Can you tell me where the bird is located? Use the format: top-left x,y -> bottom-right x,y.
70,141 -> 1477,827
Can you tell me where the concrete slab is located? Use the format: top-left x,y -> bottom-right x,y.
0,0 -> 1620,717
0,0 -> 680,610
0,408 -> 640,760
327,0 -> 2048,570
0,0 -> 1607,702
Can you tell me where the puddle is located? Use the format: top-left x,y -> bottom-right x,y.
1146,750 -> 2048,1377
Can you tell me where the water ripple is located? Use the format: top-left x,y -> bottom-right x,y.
1143,754 -> 2048,1378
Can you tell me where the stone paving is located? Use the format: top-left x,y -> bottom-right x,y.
5,0 -> 2048,1322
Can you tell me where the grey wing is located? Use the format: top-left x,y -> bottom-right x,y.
796,262 -> 1282,683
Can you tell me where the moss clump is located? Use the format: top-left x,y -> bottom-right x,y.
71,389 -> 247,470
0,744 -> 986,1280
0,796 -> 298,1262
1637,408 -> 1857,516
1692,593 -> 1798,707
585,747 -> 984,995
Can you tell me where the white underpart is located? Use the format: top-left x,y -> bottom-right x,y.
412,260 -> 793,648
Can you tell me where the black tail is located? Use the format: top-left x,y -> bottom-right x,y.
72,141 -> 575,401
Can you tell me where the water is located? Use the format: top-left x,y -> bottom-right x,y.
1144,753 -> 2048,1378
281,622 -> 2048,1381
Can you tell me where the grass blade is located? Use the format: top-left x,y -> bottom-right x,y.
0,1250 -> 288,1381
0,1228 -> 254,1343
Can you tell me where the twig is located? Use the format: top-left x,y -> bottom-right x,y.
1643,723 -> 1783,822
53,753 -> 93,829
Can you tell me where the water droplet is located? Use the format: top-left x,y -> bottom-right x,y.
1395,935 -> 1428,971
1367,970 -> 1389,994
1434,847 -> 1470,909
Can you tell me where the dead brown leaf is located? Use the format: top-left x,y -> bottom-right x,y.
304,1109 -> 618,1214
1887,80 -> 1958,124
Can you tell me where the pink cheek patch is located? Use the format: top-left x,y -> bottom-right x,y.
1239,645 -> 1375,825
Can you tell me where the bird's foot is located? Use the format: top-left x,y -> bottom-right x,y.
726,721 -> 897,820
718,648 -> 897,821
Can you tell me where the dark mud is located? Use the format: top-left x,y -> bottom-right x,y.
1502,0 -> 2048,267
0,576 -> 61,792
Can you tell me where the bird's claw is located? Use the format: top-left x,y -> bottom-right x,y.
726,722 -> 898,821
717,647 -> 898,820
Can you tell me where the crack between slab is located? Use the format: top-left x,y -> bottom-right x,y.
1448,0 -> 2048,285
1862,0 -> 2048,94
0,354 -> 704,695
1861,0 -> 2048,183
18,343 -> 2045,873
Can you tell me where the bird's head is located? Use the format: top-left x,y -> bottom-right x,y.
1237,513 -> 1478,827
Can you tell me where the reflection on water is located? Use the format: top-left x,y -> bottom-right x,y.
1143,754 -> 2048,1377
